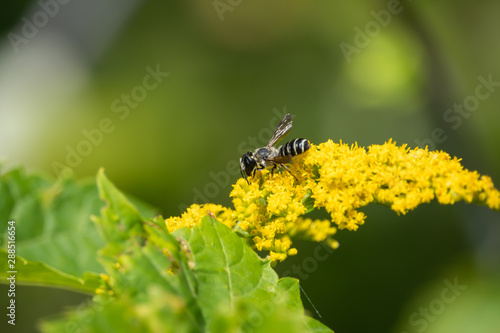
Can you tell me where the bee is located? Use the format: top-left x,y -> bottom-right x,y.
239,113 -> 311,183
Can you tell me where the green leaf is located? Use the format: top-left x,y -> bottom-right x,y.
93,168 -> 146,246
0,167 -> 159,279
42,172 -> 333,332
185,217 -> 332,333
0,249 -> 101,294
0,167 -> 105,277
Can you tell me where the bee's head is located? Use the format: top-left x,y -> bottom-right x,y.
240,151 -> 257,183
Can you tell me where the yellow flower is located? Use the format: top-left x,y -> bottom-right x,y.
166,139 -> 500,263
165,203 -> 234,233
299,140 -> 500,230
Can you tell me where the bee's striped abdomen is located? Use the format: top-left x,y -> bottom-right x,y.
279,138 -> 311,157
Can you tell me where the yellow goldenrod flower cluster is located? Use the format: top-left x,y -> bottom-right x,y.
299,139 -> 500,231
165,139 -> 500,262
165,203 -> 235,233
229,171 -> 339,262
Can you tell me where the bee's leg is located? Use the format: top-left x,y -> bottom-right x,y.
240,167 -> 250,184
270,163 -> 278,176
253,165 -> 265,179
280,163 -> 298,181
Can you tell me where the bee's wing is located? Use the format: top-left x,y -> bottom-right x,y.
267,114 -> 293,147
266,154 -> 292,164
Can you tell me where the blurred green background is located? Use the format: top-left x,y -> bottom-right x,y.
1,0 -> 499,332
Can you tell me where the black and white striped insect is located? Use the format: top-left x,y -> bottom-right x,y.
239,113 -> 311,183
